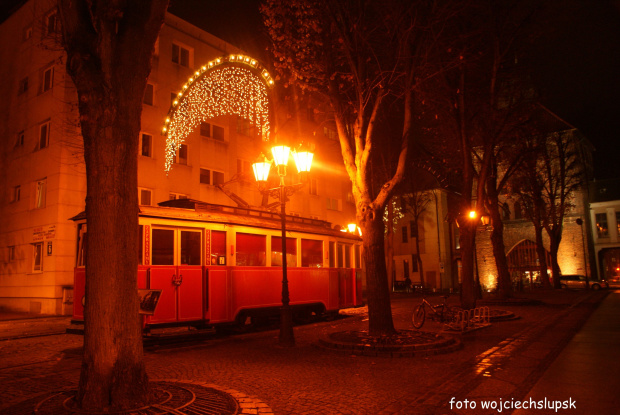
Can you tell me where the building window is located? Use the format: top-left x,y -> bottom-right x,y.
411,254 -> 419,272
143,83 -> 154,106
403,259 -> 410,280
213,171 -> 225,186
45,11 -> 58,36
33,243 -> 43,271
140,133 -> 152,157
410,220 -> 417,238
38,121 -> 50,149
174,144 -> 188,165
213,125 -> 225,141
139,188 -> 152,206
8,246 -> 16,262
200,122 -> 211,137
42,66 -> 54,92
236,117 -> 251,136
402,226 -> 408,243
236,233 -> 266,266
326,198 -> 339,211
23,25 -> 32,41
12,185 -> 21,203
200,169 -> 211,185
596,213 -> 609,238
35,179 -> 46,209
169,193 -> 187,200
172,43 -> 190,67
309,178 -> 318,195
15,131 -> 24,148
617,212 -> 620,236
323,126 -> 337,141
19,77 -> 28,94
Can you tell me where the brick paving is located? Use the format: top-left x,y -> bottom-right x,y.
0,290 -> 609,414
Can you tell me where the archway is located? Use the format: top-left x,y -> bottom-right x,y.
162,54 -> 275,172
506,239 -> 551,290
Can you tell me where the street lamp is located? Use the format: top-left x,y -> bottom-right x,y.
253,143 -> 314,346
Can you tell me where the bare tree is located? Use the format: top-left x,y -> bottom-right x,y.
59,1 -> 168,410
261,0 -> 445,335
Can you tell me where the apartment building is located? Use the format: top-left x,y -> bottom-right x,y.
0,0 -> 356,315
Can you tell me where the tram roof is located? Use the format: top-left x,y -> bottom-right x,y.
70,199 -> 362,241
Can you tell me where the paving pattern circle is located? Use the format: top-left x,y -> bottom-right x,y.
1,380 -> 271,415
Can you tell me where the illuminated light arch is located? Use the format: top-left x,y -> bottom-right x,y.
162,54 -> 275,172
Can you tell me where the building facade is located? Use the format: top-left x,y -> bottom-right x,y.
0,0 -> 356,315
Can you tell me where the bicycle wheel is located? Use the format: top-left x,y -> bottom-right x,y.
412,304 -> 426,329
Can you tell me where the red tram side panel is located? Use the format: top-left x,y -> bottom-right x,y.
71,201 -> 364,330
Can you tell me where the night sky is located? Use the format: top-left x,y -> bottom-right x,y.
2,0 -> 618,180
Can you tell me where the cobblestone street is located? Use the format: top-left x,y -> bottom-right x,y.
0,290 -> 614,414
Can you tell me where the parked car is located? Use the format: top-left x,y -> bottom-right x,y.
607,276 -> 620,288
559,274 -> 608,290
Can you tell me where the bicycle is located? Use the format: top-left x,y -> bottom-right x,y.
412,295 -> 461,329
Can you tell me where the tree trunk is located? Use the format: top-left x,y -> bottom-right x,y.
414,229 -> 425,288
459,223 -> 477,310
489,210 -> 512,299
360,204 -> 396,336
534,224 -> 551,289
78,95 -> 148,411
548,229 -> 563,289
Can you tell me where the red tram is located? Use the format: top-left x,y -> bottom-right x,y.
71,199 -> 363,330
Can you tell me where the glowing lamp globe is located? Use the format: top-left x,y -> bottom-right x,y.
293,149 -> 314,173
271,145 -> 291,167
252,160 -> 272,182
347,223 -> 357,233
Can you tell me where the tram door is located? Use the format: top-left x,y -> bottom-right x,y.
149,227 -> 203,323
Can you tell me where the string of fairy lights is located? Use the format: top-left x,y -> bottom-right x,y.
163,54 -> 274,172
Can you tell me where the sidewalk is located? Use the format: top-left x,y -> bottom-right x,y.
513,290 -> 620,415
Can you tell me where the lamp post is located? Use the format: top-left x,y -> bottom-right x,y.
253,143 -> 313,347
576,218 -> 589,289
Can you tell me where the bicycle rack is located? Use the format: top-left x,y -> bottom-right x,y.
446,306 -> 491,332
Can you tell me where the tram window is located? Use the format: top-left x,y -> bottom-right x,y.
76,223 -> 87,267
337,243 -> 344,268
301,239 -> 323,267
344,244 -> 352,268
236,233 -> 266,266
152,229 -> 174,265
355,245 -> 361,268
180,230 -> 201,265
329,241 -> 335,268
211,230 -> 226,265
271,236 -> 297,267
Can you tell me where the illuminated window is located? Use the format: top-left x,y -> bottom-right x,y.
139,188 -> 152,206
143,83 -> 154,106
596,213 -> 608,238
140,133 -> 152,157
18,77 -> 28,94
617,212 -> 620,235
271,236 -> 297,267
172,43 -> 191,67
38,121 -> 50,149
33,243 -> 43,271
35,179 -> 46,209
236,233 -> 266,266
301,239 -> 322,267
42,67 -> 53,92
